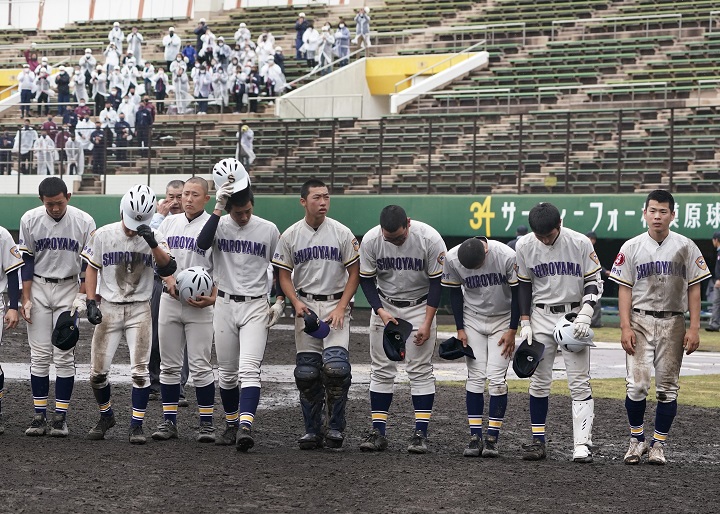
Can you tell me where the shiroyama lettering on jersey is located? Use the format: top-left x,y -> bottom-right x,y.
102,251 -> 153,267
635,260 -> 687,280
293,245 -> 341,264
464,272 -> 508,289
34,237 -> 81,253
217,238 -> 267,257
167,235 -> 207,256
530,261 -> 582,278
376,256 -> 425,271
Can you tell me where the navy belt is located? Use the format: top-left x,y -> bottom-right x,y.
379,291 -> 428,308
633,308 -> 683,319
34,274 -> 77,284
297,290 -> 343,301
218,290 -> 264,302
536,302 -> 580,314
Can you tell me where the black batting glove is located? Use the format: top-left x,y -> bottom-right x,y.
86,299 -> 103,325
136,224 -> 158,248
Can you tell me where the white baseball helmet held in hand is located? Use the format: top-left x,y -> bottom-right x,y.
212,157 -> 250,192
552,312 -> 596,352
121,184 -> 157,231
176,266 -> 213,303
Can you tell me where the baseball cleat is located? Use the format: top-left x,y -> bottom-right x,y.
407,430 -> 429,454
522,439 -> 547,461
128,424 -> 147,445
178,397 -> 190,408
215,423 -> 238,446
88,415 -> 116,440
325,429 -> 345,449
148,391 -> 160,402
298,432 -> 324,450
482,435 -> 500,458
25,413 -> 48,436
647,443 -> 666,465
463,434 -> 482,457
573,444 -> 593,463
236,426 -> 255,452
196,422 -> 216,443
151,419 -> 179,441
359,429 -> 388,452
49,413 -> 69,438
624,437 -> 648,465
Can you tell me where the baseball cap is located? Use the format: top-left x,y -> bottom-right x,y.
52,311 -> 80,351
299,12 -> 306,17
303,309 -> 331,339
85,48 -> 92,53
516,225 -> 528,236
169,26 -> 175,31
383,319 -> 413,361
113,22 -> 120,27
438,336 -> 476,360
713,231 -> 720,240
512,340 -> 544,378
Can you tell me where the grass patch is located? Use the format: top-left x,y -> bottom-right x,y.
437,325 -> 720,352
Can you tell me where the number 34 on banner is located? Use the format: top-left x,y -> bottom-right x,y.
469,197 -> 495,237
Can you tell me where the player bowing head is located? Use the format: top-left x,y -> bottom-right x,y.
39,177 -> 71,221
380,205 -> 410,247
226,188 -> 254,227
528,203 -> 562,246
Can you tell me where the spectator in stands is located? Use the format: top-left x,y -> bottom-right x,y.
295,12 -> 308,60
33,128 -> 58,175
18,64 -> 36,118
0,131 -> 14,175
54,123 -> 72,172
121,60 -> 141,96
194,18 -> 209,63
273,46 -> 285,75
199,27 -> 216,66
318,24 -> 335,75
108,86 -> 123,111
72,64 -> 89,104
108,21 -> 124,53
261,59 -> 285,103
193,65 -> 212,114
114,112 -> 132,163
170,53 -> 188,84
153,67 -> 168,115
135,100 -> 153,156
104,42 -> 121,74
211,64 -> 229,110
108,66 -> 123,95
90,120 -> 106,174
506,225 -> 528,250
75,99 -> 91,120
79,48 -> 96,94
118,94 -> 136,128
142,95 -> 156,122
247,64 -> 261,113
173,67 -> 191,114
75,113 -> 94,155
353,7 -> 371,51
236,124 -> 255,168
39,56 -> 52,75
13,120 -> 37,174
706,231 -> 720,332
122,49 -> 138,68
142,61 -> 155,96
99,99 -> 118,149
62,104 -> 78,129
126,26 -> 144,63
64,132 -> 84,175
234,22 -> 251,47
23,45 -> 40,72
240,42 -> 257,67
55,66 -> 71,115
41,114 -> 58,139
183,43 -> 196,69
215,36 -> 232,71
230,66 -> 247,113
301,22 -> 320,69
91,65 -> 108,116
163,27 -> 182,71
35,69 -> 52,117
256,30 -> 275,66
335,20 -> 350,67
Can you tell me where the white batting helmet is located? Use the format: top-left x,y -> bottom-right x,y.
176,266 -> 213,303
121,185 -> 156,231
212,157 -> 250,192
552,312 -> 596,352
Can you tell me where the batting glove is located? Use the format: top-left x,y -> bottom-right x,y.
214,183 -> 235,211
136,224 -> 158,249
86,299 -> 103,325
266,298 -> 285,328
520,319 -> 533,344
572,303 -> 595,339
70,293 -> 87,316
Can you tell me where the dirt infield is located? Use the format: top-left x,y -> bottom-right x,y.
2,311 -> 720,513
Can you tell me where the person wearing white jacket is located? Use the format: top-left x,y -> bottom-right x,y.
169,54 -> 188,86
72,66 -> 89,103
108,22 -> 124,53
118,96 -> 137,128
142,62 -> 155,96
260,59 -> 286,102
108,67 -> 124,95
214,36 -> 232,71
211,65 -> 229,108
126,27 -> 144,63
301,24 -> 320,68
13,121 -> 38,174
75,115 -> 95,153
64,132 -> 84,175
17,65 -> 36,118
173,68 -> 191,114
199,29 -> 216,64
318,25 -> 335,75
104,43 -> 121,74
91,65 -> 108,116
193,66 -> 212,114
33,130 -> 59,175
234,23 -> 251,46
79,48 -> 96,95
163,27 -> 182,70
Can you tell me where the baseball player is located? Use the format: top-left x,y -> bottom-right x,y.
272,178 -> 359,450
0,226 -> 24,434
609,190 -> 710,465
358,205 -> 447,454
151,177 -> 219,443
80,184 -> 177,444
441,236 -> 518,457
515,202 -> 602,462
196,175 -> 283,451
18,177 -> 96,438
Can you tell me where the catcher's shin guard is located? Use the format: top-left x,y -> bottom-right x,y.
572,398 -> 594,462
321,346 -> 352,432
294,352 -> 325,436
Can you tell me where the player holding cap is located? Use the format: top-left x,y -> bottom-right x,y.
81,185 -> 177,444
196,159 -> 283,451
515,202 -> 602,462
272,178 -> 359,450
441,236 -> 518,457
151,177 -> 218,443
609,190 -> 710,465
18,177 -> 96,438
358,205 -> 447,454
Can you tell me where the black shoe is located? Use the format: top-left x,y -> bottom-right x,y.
88,415 -> 116,440
359,429 -> 388,452
298,432 -> 324,450
325,429 -> 344,449
705,326 -> 720,332
236,426 -> 255,452
463,434 -> 482,457
522,438 -> 547,461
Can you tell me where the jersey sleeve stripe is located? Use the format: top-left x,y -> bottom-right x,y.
4,261 -> 23,274
18,245 -> 33,255
441,279 -> 462,287
343,254 -> 360,268
583,265 -> 602,278
359,269 -> 377,278
271,259 -> 293,272
80,253 -> 102,270
608,275 -> 633,287
428,270 -> 443,278
517,274 -> 531,282
688,272 -> 712,286
508,278 -> 519,286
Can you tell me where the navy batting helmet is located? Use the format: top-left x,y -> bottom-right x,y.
512,339 -> 544,378
383,319 -> 413,361
52,311 -> 79,351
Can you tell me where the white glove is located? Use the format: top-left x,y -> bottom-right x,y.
520,319 -> 533,344
70,293 -> 87,316
266,298 -> 285,328
214,183 -> 234,211
572,303 -> 594,338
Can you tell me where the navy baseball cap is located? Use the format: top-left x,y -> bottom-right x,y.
303,309 -> 331,339
512,340 -> 544,378
439,336 -> 476,360
713,231 -> 720,240
52,311 -> 80,351
383,318 -> 413,361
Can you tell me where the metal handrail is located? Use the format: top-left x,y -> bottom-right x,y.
287,47 -> 366,89
552,13 -> 683,40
